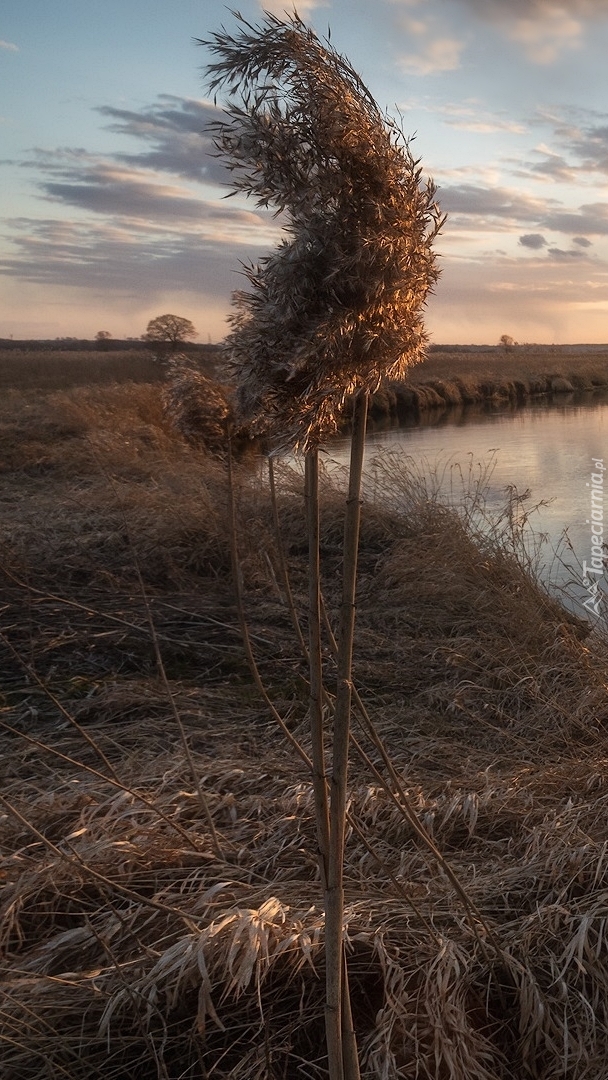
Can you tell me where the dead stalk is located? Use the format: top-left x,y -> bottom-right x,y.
268,457 -> 309,658
94,450 -> 224,861
306,450 -> 331,890
0,630 -> 120,783
227,440 -> 312,773
326,391 -> 368,1080
0,717 -> 201,852
0,792 -> 201,927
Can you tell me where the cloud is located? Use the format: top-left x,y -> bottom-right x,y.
573,236 -> 592,247
439,181 -> 608,246
16,120 -> 282,238
0,97 -> 282,309
451,0 -> 608,62
508,10 -> 582,64
519,233 -> 547,249
568,122 -> 608,175
434,102 -> 526,134
439,183 -> 553,224
19,148 -> 272,237
258,0 -> 326,16
0,39 -> 18,52
525,145 -> 579,183
542,202 -> 608,235
400,36 -> 463,74
449,118 -> 525,135
513,111 -> 608,184
0,216 -> 268,302
456,1 -> 608,15
43,167 -> 212,224
547,246 -> 589,260
97,97 -> 229,184
429,245 -> 608,344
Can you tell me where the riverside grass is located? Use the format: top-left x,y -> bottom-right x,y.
3,383 -> 608,1077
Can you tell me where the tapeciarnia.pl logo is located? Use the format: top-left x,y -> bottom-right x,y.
582,457 -> 606,616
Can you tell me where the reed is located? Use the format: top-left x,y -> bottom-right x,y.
203,12 -> 442,1075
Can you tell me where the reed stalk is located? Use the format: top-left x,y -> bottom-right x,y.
325,391 -> 368,1080
305,451 -> 331,890
203,14 -> 442,1076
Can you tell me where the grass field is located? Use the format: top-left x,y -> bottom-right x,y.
0,345 -> 222,392
2,353 -> 608,1077
3,341 -> 608,395
419,342 -> 608,384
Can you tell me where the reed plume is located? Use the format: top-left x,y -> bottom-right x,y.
203,10 -> 443,451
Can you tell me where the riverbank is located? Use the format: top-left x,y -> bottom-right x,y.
370,344 -> 608,421
2,380 -> 608,1077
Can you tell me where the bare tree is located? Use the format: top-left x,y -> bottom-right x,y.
204,13 -> 443,1079
95,330 -> 112,351
143,314 -> 197,358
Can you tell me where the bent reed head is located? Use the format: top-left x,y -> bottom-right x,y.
202,12 -> 444,451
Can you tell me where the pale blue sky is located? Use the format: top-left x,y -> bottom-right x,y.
3,0 -> 608,343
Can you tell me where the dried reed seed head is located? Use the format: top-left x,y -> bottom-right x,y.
162,355 -> 233,453
202,12 -> 444,451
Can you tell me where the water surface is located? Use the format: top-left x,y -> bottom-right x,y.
324,390 -> 608,621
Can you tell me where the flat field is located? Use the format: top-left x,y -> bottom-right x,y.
2,352 -> 608,1078
417,342 -> 608,385
4,340 -> 608,394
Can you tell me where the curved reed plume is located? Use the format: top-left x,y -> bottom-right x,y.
202,11 -> 444,452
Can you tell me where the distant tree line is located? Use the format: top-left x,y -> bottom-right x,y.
0,338 -> 220,354
0,313 -> 206,354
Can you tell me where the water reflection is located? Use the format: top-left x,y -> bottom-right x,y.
323,389 -> 608,622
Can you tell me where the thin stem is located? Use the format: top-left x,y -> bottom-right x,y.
321,596 -> 500,961
268,456 -> 309,659
0,792 -> 201,927
227,440 -> 312,773
141,580 -> 224,861
326,391 -> 368,1080
91,447 -> 224,861
0,631 -> 120,783
305,450 -> 330,891
0,718 -> 201,852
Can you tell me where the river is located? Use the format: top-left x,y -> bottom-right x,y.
324,389 -> 608,623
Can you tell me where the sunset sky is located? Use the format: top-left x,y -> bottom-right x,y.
3,0 -> 608,344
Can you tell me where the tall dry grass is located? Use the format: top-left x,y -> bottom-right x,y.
2,381 -> 608,1077
414,344 -> 608,392
0,349 -> 164,391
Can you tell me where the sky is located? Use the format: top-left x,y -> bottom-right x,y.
3,1 -> 608,344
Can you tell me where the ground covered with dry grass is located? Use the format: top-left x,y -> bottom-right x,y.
2,370 -> 608,1078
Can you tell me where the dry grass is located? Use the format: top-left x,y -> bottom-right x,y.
2,378 -> 608,1077
0,345 -> 226,393
161,355 -> 233,454
413,344 -> 608,391
0,349 -> 164,391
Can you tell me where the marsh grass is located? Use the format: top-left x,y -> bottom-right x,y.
0,349 -> 163,391
412,344 -> 608,393
3,383 -> 608,1076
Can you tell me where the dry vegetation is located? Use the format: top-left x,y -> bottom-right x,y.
398,344 -> 608,412
0,349 -> 164,392
2,362 -> 608,1078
